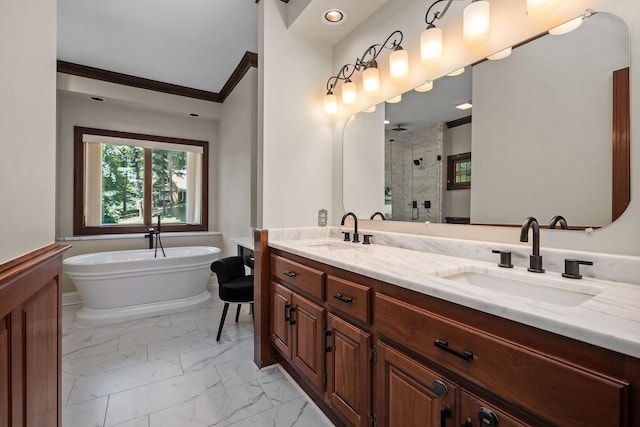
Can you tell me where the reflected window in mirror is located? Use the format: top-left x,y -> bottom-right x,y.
447,152 -> 471,190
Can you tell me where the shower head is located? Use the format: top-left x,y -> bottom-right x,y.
413,158 -> 423,166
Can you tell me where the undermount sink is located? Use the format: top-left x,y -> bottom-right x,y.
440,266 -> 604,306
304,240 -> 362,251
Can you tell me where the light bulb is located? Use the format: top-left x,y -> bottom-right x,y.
324,92 -> 337,115
341,80 -> 357,105
463,0 -> 490,42
526,0 -> 560,17
420,27 -> 443,62
363,67 -> 380,96
389,48 -> 409,81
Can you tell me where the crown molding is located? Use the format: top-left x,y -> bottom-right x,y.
57,51 -> 258,103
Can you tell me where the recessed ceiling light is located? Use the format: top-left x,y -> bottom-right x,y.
90,96 -> 104,102
456,102 -> 473,110
415,81 -> 434,92
322,9 -> 345,25
446,67 -> 465,77
189,113 -> 200,117
386,95 -> 402,104
487,47 -> 512,60
549,16 -> 583,35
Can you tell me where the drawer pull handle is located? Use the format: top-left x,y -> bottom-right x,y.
440,407 -> 451,427
284,304 -> 291,322
288,307 -> 296,325
333,293 -> 354,304
434,339 -> 474,361
283,270 -> 297,278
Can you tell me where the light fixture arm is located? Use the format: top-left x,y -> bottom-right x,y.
325,30 -> 404,94
425,0 -> 454,28
326,63 -> 358,93
355,30 -> 404,69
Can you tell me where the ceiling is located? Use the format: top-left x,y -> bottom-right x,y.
57,0 -> 259,94
57,0 -> 390,100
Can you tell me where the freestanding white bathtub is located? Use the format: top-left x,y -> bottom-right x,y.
64,246 -> 220,326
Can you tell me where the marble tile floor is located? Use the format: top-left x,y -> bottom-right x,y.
61,285 -> 334,427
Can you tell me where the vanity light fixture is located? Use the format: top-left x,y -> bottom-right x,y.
446,67 -> 465,77
456,101 -> 473,110
341,79 -> 357,104
421,0 -> 454,62
526,0 -> 560,17
324,30 -> 406,114
324,91 -> 338,114
415,80 -> 434,92
487,47 -> 512,60
463,0 -> 491,42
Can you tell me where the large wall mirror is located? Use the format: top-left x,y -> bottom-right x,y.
343,12 -> 630,229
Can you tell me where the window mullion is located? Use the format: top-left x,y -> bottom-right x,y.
144,148 -> 153,226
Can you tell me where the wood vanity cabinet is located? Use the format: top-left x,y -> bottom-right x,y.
376,342 -> 458,427
270,255 -> 326,392
263,248 -> 638,427
0,244 -> 68,427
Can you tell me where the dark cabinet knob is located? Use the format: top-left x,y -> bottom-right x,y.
491,250 -> 513,268
562,259 -> 593,279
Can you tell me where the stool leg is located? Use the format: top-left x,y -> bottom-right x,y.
235,304 -> 241,322
217,303 -> 229,341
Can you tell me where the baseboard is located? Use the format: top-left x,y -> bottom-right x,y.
62,292 -> 82,306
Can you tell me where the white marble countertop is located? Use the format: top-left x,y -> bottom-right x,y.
230,237 -> 254,251
268,228 -> 640,359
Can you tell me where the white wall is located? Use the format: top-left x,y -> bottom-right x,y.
218,68 -> 258,256
326,0 -> 640,256
0,0 -> 57,263
260,0 -> 334,228
56,91 -> 219,237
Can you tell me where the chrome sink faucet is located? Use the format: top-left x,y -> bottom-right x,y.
340,212 -> 360,243
520,216 -> 544,273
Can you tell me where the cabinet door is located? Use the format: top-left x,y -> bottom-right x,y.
24,282 -> 59,427
0,316 -> 8,427
271,282 -> 293,359
459,389 -> 530,427
327,313 -> 371,427
376,343 -> 457,427
291,293 -> 325,391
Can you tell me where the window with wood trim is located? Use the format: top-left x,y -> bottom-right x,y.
447,152 -> 471,190
73,127 -> 208,235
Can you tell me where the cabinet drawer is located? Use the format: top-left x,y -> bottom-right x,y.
271,254 -> 325,300
375,293 -> 629,426
327,276 -> 371,323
